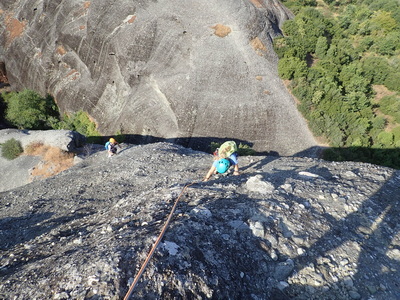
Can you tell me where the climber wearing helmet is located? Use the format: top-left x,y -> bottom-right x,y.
203,141 -> 240,181
105,137 -> 121,157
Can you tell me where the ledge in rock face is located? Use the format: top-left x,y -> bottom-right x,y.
0,129 -> 86,152
0,129 -> 86,192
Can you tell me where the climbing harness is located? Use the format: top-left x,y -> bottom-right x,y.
123,180 -> 198,300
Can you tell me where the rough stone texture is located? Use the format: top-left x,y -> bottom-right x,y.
0,153 -> 41,193
0,129 -> 86,152
0,129 -> 86,192
0,142 -> 399,299
0,0 -> 317,155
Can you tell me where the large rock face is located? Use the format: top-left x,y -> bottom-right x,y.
0,0 -> 317,155
0,143 -> 399,299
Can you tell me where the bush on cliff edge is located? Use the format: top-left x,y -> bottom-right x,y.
1,138 -> 23,160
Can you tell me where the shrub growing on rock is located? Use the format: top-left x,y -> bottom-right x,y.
1,138 -> 23,160
57,110 -> 102,144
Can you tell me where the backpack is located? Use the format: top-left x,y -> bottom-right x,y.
218,141 -> 237,158
105,141 -> 110,150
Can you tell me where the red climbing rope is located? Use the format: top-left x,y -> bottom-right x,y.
123,181 -> 197,300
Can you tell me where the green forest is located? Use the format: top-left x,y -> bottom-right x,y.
277,0 -> 400,168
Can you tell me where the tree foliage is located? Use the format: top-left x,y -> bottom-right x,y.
278,57 -> 307,80
274,0 -> 400,168
3,90 -> 60,129
280,0 -> 317,14
57,110 -> 102,143
1,90 -> 103,143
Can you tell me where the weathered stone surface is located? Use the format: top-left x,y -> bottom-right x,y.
0,129 -> 86,152
0,153 -> 40,193
0,142 -> 399,299
246,174 -> 275,194
0,129 -> 86,192
0,0 -> 317,155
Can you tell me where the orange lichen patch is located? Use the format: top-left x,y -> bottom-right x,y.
250,37 -> 267,56
56,45 -> 67,55
4,14 -> 27,46
79,25 -> 86,30
67,69 -> 78,76
256,76 -> 263,81
66,69 -> 80,80
74,1 -> 90,17
24,143 -> 75,180
249,0 -> 263,8
127,15 -> 136,24
211,24 -> 232,37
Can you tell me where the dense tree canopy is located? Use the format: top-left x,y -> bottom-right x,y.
2,90 -> 59,129
275,0 -> 400,169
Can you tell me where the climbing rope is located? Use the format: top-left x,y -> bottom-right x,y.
123,180 -> 198,300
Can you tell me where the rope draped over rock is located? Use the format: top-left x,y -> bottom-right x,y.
124,180 -> 198,300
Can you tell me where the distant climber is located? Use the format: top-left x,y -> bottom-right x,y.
203,141 -> 240,181
105,138 -> 121,157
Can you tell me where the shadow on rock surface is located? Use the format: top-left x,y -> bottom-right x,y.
116,150 -> 400,299
288,171 -> 400,299
99,133 -> 321,158
0,142 -> 399,299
